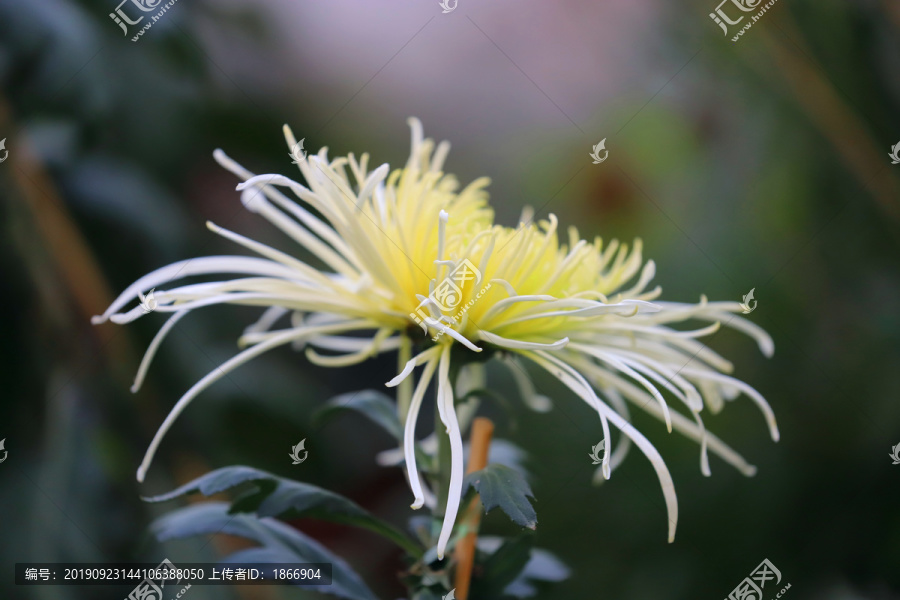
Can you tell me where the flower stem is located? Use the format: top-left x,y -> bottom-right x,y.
397,335 -> 413,420
453,417 -> 494,600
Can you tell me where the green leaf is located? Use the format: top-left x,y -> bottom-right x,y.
142,465 -> 274,503
470,534 -> 534,598
463,464 -> 537,529
517,547 -> 570,583
223,546 -> 295,564
314,390 -> 435,471
314,390 -> 403,440
152,502 -> 377,600
460,387 -> 515,415
144,466 -> 422,557
478,536 -> 570,597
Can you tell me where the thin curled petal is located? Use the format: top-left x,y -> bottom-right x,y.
435,345 -> 465,560
403,356 -> 440,510
526,351 -> 678,543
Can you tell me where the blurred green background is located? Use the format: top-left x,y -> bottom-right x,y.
1,0 -> 899,598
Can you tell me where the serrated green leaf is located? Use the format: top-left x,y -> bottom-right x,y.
314,390 -> 403,440
152,502 -> 376,600
463,464 -> 537,529
144,466 -> 422,557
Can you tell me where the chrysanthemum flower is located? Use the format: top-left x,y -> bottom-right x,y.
95,118 -> 777,559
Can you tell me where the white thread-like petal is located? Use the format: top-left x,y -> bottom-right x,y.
403,356 -> 439,509
436,345 -> 464,559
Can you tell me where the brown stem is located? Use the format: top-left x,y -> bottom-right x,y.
453,417 -> 494,600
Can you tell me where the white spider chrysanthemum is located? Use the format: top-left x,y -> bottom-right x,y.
95,118 -> 777,559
